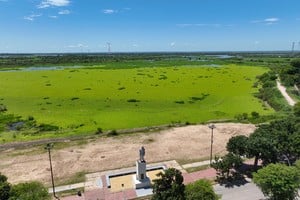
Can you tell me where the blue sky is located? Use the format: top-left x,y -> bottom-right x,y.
0,0 -> 300,53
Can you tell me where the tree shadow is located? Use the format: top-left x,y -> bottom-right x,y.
217,163 -> 262,188
218,172 -> 249,188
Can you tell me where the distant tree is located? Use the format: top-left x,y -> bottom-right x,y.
291,59 -> 300,72
211,153 -> 242,180
253,163 -> 300,200
152,168 -> 185,200
9,181 -> 50,200
185,179 -> 218,200
251,111 -> 260,119
0,104 -> 7,113
226,135 -> 248,156
0,173 -> 11,200
294,102 -> 300,117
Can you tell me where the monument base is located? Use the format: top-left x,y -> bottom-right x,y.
133,175 -> 151,189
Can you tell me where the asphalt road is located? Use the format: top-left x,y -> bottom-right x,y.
214,182 -> 266,200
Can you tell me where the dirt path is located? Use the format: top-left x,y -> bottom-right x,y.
0,123 -> 256,185
276,80 -> 296,106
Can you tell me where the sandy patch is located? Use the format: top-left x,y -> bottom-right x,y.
0,123 -> 256,185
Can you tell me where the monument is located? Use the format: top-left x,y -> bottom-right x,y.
134,146 -> 151,189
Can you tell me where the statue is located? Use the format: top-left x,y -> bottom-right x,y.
139,146 -> 145,161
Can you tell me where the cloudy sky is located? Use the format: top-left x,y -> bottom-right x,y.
0,0 -> 300,53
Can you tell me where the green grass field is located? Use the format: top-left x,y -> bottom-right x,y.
0,64 -> 273,136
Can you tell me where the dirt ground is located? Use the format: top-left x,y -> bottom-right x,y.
0,123 -> 256,185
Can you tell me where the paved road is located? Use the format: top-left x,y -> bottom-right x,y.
214,182 -> 266,200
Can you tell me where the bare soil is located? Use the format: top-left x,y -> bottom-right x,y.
0,123 -> 256,185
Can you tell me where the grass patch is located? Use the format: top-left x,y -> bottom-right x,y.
185,164 -> 211,173
56,171 -> 86,186
0,65 -> 273,141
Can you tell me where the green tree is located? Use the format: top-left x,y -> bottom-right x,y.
152,168 -> 185,200
294,102 -> 300,117
247,129 -> 277,167
9,181 -> 50,200
226,135 -> 248,156
253,163 -> 300,200
185,179 -> 218,200
211,153 -> 242,180
0,173 -> 11,200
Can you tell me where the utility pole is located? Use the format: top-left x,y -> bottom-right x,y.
107,42 -> 111,53
208,124 -> 216,166
45,143 -> 59,200
292,42 -> 295,54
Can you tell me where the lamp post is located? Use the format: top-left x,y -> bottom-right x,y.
208,124 -> 216,166
45,143 -> 59,200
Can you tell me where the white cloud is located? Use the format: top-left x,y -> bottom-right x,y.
67,44 -> 88,48
24,14 -> 42,21
176,23 -> 228,28
132,44 -> 139,47
264,18 -> 279,22
49,15 -> 58,19
102,9 -> 118,14
38,0 -> 70,8
58,9 -> 70,15
251,17 -> 279,25
170,42 -> 176,47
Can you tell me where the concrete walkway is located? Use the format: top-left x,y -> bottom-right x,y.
182,160 -> 210,169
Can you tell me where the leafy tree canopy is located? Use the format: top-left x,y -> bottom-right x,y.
0,173 -> 11,200
152,168 -> 185,200
253,163 -> 300,200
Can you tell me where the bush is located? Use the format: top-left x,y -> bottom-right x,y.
294,102 -> 300,117
95,127 -> 103,134
107,130 -> 118,136
0,173 -> 11,200
0,105 -> 7,113
185,179 -> 218,200
38,124 -> 59,132
9,181 -> 50,200
127,99 -> 140,103
251,111 -> 260,119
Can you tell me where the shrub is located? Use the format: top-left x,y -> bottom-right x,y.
95,127 -> 103,134
107,130 -> 118,136
38,124 -> 59,132
251,111 -> 260,119
185,179 -> 218,200
127,99 -> 140,103
9,181 -> 50,200
0,173 -> 11,200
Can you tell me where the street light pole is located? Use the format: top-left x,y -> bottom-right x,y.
208,124 -> 216,166
45,143 -> 59,200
